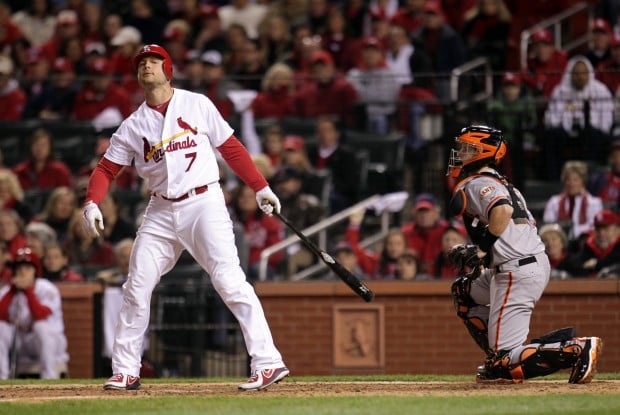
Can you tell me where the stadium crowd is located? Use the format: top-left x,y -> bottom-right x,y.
0,0 -> 617,293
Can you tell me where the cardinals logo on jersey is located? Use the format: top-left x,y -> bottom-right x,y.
142,117 -> 199,162
177,117 -> 197,135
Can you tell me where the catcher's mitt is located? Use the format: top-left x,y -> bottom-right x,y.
448,244 -> 483,271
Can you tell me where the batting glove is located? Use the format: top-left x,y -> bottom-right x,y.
255,186 -> 281,216
83,201 -> 104,238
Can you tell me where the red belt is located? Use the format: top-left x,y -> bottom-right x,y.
161,185 -> 208,202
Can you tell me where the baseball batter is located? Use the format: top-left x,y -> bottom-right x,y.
82,45 -> 288,391
446,125 -> 602,384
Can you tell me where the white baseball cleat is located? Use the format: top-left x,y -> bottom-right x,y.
238,366 -> 290,391
103,373 -> 141,390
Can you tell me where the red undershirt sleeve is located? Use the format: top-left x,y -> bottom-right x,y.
217,135 -> 268,192
24,287 -> 52,320
0,288 -> 15,321
85,157 -> 124,205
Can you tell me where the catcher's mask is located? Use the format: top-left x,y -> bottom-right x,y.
446,125 -> 507,178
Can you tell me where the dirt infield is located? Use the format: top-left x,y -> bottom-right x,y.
1,380 -> 619,402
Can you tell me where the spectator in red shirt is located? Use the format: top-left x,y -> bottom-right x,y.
391,0 -> 426,36
42,242 -> 85,282
12,128 -> 73,191
64,209 -> 116,268
251,62 -> 296,120
0,54 -> 25,121
39,9 -> 82,63
522,28 -> 567,98
345,206 -> 409,280
321,6 -> 360,72
432,222 -> 468,279
230,183 -> 284,281
73,56 -> 133,120
292,50 -> 359,126
401,193 -> 450,275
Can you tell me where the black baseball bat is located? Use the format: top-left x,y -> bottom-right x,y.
273,211 -> 374,302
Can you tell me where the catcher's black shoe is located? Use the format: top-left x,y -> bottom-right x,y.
475,365 -> 522,384
569,337 -> 603,384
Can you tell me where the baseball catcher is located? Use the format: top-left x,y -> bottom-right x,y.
446,125 -> 602,384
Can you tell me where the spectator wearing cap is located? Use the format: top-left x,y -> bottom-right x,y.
543,160 -> 604,243
201,49 -> 242,120
391,0 -> 426,36
73,56 -> 132,120
251,62 -> 296,120
0,247 -> 70,379
0,54 -> 25,121
411,0 -> 467,101
596,32 -> 620,96
292,49 -> 359,126
400,193 -> 450,275
543,56 -> 614,179
39,9 -> 81,63
83,41 -> 107,73
323,240 -> 370,281
347,35 -> 401,134
522,28 -> 568,98
460,0 -> 512,72
585,18 -> 613,69
307,116 -> 361,212
488,71 -> 537,189
588,140 -> 620,211
564,209 -> 620,278
271,165 -> 325,278
281,133 -> 314,176
11,0 -> 56,47
23,56 -> 78,120
345,206 -> 409,279
178,49 -> 204,91
21,47 -> 51,99
108,25 -> 144,109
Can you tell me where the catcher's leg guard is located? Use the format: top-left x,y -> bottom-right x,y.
451,276 -> 492,357
481,332 -> 583,383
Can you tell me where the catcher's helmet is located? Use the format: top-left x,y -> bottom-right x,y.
11,247 -> 42,277
446,125 -> 507,178
133,44 -> 173,80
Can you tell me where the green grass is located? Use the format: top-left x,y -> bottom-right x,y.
1,374 -> 618,415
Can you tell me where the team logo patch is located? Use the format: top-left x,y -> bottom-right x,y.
479,186 -> 495,199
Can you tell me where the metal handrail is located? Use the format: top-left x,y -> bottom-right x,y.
520,2 -> 592,70
450,56 -> 493,110
258,195 -> 390,281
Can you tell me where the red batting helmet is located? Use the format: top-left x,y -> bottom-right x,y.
11,247 -> 42,277
133,44 -> 173,80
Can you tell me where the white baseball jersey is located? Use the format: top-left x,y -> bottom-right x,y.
0,279 -> 65,332
105,89 -> 234,199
